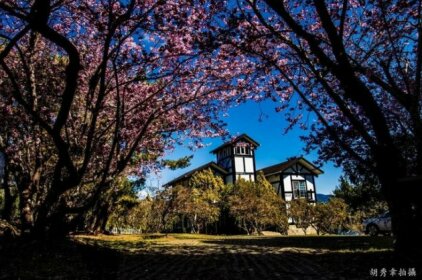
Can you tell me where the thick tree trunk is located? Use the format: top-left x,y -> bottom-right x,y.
182,214 -> 186,233
85,200 -> 100,233
31,184 -> 67,239
1,163 -> 16,222
376,149 -> 422,258
389,179 -> 422,258
85,197 -> 112,234
31,165 -> 82,239
91,203 -> 111,234
17,176 -> 35,234
2,183 -> 15,222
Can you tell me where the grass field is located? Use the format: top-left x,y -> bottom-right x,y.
0,233 -> 419,279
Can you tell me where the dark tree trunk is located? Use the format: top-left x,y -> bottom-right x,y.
376,149 -> 422,259
86,198 -> 112,234
182,214 -> 187,233
92,204 -> 111,234
31,183 -> 67,239
17,175 -> 35,234
85,200 -> 100,233
30,160 -> 81,239
1,163 -> 16,222
389,179 -> 422,258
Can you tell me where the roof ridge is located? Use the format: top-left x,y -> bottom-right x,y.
258,157 -> 323,175
210,133 -> 259,154
163,161 -> 228,187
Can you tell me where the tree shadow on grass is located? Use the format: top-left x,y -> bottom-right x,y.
0,237 -> 120,279
0,236 -> 420,280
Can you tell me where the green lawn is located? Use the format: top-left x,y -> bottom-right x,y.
0,234 -> 418,279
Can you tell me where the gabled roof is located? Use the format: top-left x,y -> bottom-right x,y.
163,162 -> 228,187
210,133 -> 260,154
258,157 -> 324,176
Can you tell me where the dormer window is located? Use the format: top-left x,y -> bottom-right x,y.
234,144 -> 252,155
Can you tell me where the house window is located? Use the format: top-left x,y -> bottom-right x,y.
235,145 -> 252,155
292,180 -> 307,199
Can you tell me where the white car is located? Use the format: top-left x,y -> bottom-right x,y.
362,212 -> 392,236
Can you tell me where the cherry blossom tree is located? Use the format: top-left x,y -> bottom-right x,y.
198,0 -> 421,255
0,0 -> 255,237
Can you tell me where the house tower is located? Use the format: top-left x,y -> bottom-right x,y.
210,134 -> 259,184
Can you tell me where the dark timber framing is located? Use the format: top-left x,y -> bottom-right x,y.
211,134 -> 260,184
258,157 -> 323,202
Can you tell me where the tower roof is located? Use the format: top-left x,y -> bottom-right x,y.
210,134 -> 260,154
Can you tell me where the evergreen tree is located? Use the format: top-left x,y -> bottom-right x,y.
173,169 -> 224,233
313,198 -> 348,235
228,173 -> 287,234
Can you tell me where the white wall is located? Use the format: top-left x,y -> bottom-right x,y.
291,174 -> 305,180
234,157 -> 244,173
285,193 -> 293,201
239,174 -> 249,181
244,157 -> 254,173
283,175 -> 292,192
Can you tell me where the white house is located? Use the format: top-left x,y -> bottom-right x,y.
164,134 -> 323,203
259,157 -> 322,202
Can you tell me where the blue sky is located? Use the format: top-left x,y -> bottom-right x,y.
150,100 -> 343,195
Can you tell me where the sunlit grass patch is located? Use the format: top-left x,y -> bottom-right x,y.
74,233 -> 263,249
169,233 -> 229,240
75,234 -> 148,251
74,233 -> 394,253
76,233 -> 145,243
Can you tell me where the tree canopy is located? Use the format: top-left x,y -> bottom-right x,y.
173,169 -> 225,233
0,0 -> 250,237
228,173 -> 288,234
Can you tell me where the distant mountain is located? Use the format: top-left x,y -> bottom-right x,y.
316,193 -> 332,203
